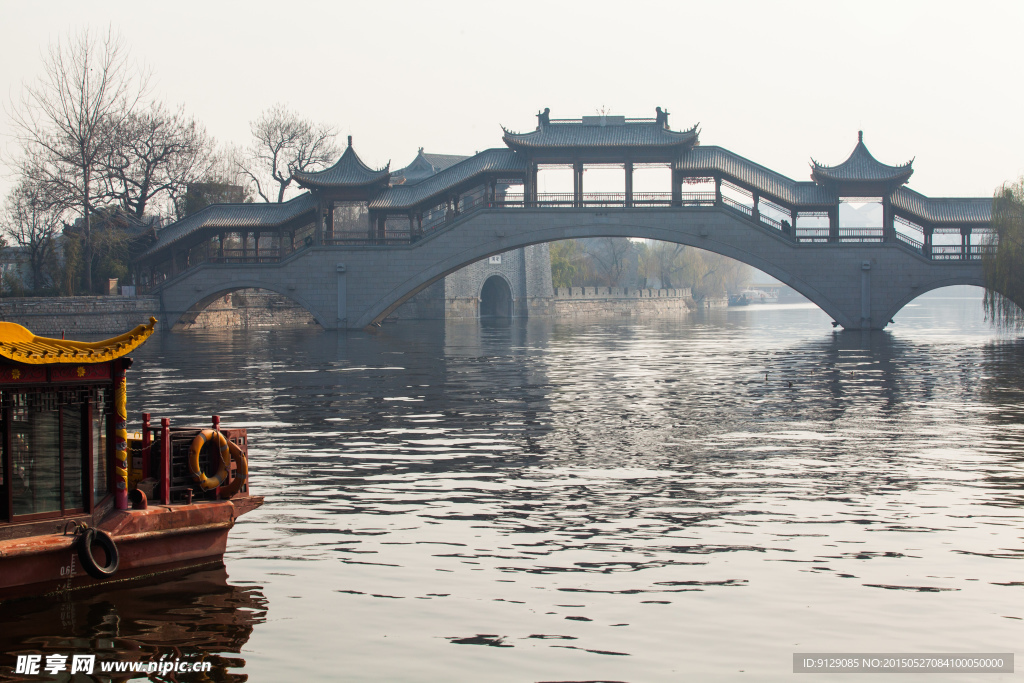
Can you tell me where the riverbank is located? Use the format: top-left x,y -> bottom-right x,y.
0,296 -> 160,335
552,286 -> 694,317
0,287 -> 695,335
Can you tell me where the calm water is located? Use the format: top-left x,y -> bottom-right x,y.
3,288 -> 1024,682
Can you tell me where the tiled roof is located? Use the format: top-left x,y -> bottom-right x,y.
676,146 -> 834,205
811,132 -> 913,186
293,143 -> 390,189
371,149 -> 526,210
0,317 -> 156,365
392,150 -> 469,185
140,193 -> 317,259
503,119 -> 698,150
892,187 -> 991,225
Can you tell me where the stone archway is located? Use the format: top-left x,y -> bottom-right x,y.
480,275 -> 513,318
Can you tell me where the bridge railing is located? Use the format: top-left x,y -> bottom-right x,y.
722,196 -> 752,216
795,228 -> 829,242
324,233 -> 413,246
838,228 -> 884,243
930,244 -> 993,260
895,231 -> 923,251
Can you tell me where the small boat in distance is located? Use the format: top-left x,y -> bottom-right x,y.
729,288 -> 779,306
0,318 -> 262,603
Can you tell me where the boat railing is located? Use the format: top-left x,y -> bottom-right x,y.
136,413 -> 248,505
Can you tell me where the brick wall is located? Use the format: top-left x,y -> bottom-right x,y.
0,296 -> 161,335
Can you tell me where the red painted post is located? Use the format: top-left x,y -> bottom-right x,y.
160,418 -> 171,505
141,413 -> 151,479
212,415 -> 227,498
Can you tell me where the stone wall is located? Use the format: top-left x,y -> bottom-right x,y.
180,289 -> 317,330
392,243 -> 555,320
552,287 -> 694,317
0,296 -> 160,335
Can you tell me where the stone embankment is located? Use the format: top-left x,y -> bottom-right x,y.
0,290 -> 317,335
553,287 -> 694,317
0,286 -> 694,335
179,290 -> 316,330
0,296 -> 161,335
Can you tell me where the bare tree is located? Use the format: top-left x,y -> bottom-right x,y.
104,102 -> 213,219
581,237 -> 636,287
0,181 -> 62,291
240,103 -> 339,203
7,26 -> 149,292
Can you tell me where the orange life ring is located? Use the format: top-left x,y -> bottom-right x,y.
188,429 -> 230,491
220,439 -> 248,498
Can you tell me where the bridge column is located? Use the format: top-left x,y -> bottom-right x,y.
524,162 -> 537,207
961,227 -> 972,260
751,191 -> 760,223
789,209 -> 797,238
923,225 -> 934,258
828,206 -> 839,243
882,197 -> 895,242
326,204 -> 334,242
625,162 -> 633,208
860,260 -> 872,327
573,161 -> 583,208
714,176 -> 722,206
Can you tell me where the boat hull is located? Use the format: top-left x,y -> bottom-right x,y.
0,496 -> 263,603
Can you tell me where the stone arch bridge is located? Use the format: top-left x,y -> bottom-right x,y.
137,109 -> 996,331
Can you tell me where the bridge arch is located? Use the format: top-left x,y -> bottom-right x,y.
171,280 -> 327,331
880,276 -> 988,325
479,274 -> 514,318
361,210 -> 857,328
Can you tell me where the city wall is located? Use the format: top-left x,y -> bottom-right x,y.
0,296 -> 161,336
0,286 -> 694,335
552,287 -> 694,317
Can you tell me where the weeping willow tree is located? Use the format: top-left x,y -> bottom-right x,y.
983,179 -> 1024,327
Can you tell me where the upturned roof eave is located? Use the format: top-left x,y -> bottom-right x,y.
809,137 -> 914,187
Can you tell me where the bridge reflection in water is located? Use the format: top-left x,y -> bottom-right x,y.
137,110 -> 1001,331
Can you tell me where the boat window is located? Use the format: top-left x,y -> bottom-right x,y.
11,401 -> 61,517
93,389 -> 109,506
5,389 -> 92,518
62,405 -> 84,512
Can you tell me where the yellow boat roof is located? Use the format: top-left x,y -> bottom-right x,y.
0,317 -> 157,365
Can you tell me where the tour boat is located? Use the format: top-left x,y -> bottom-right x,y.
730,288 -> 780,305
0,318 -> 262,603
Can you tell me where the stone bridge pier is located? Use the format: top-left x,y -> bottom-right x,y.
156,207 -> 986,332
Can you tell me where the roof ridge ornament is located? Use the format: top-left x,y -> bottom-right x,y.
538,107 -> 550,128
656,107 -> 669,128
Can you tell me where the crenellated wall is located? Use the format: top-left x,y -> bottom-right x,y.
552,287 -> 693,317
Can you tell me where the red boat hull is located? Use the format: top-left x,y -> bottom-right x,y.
0,496 -> 263,602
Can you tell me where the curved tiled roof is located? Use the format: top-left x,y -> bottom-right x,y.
503,120 -> 698,150
811,132 -> 913,186
892,187 -> 991,225
0,317 -> 157,365
293,143 -> 390,189
370,149 -> 526,211
675,146 -> 834,206
141,193 -> 317,259
392,150 -> 469,185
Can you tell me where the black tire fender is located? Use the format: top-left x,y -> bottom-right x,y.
77,529 -> 120,579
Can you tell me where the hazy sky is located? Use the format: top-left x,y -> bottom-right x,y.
2,0 -> 1022,204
